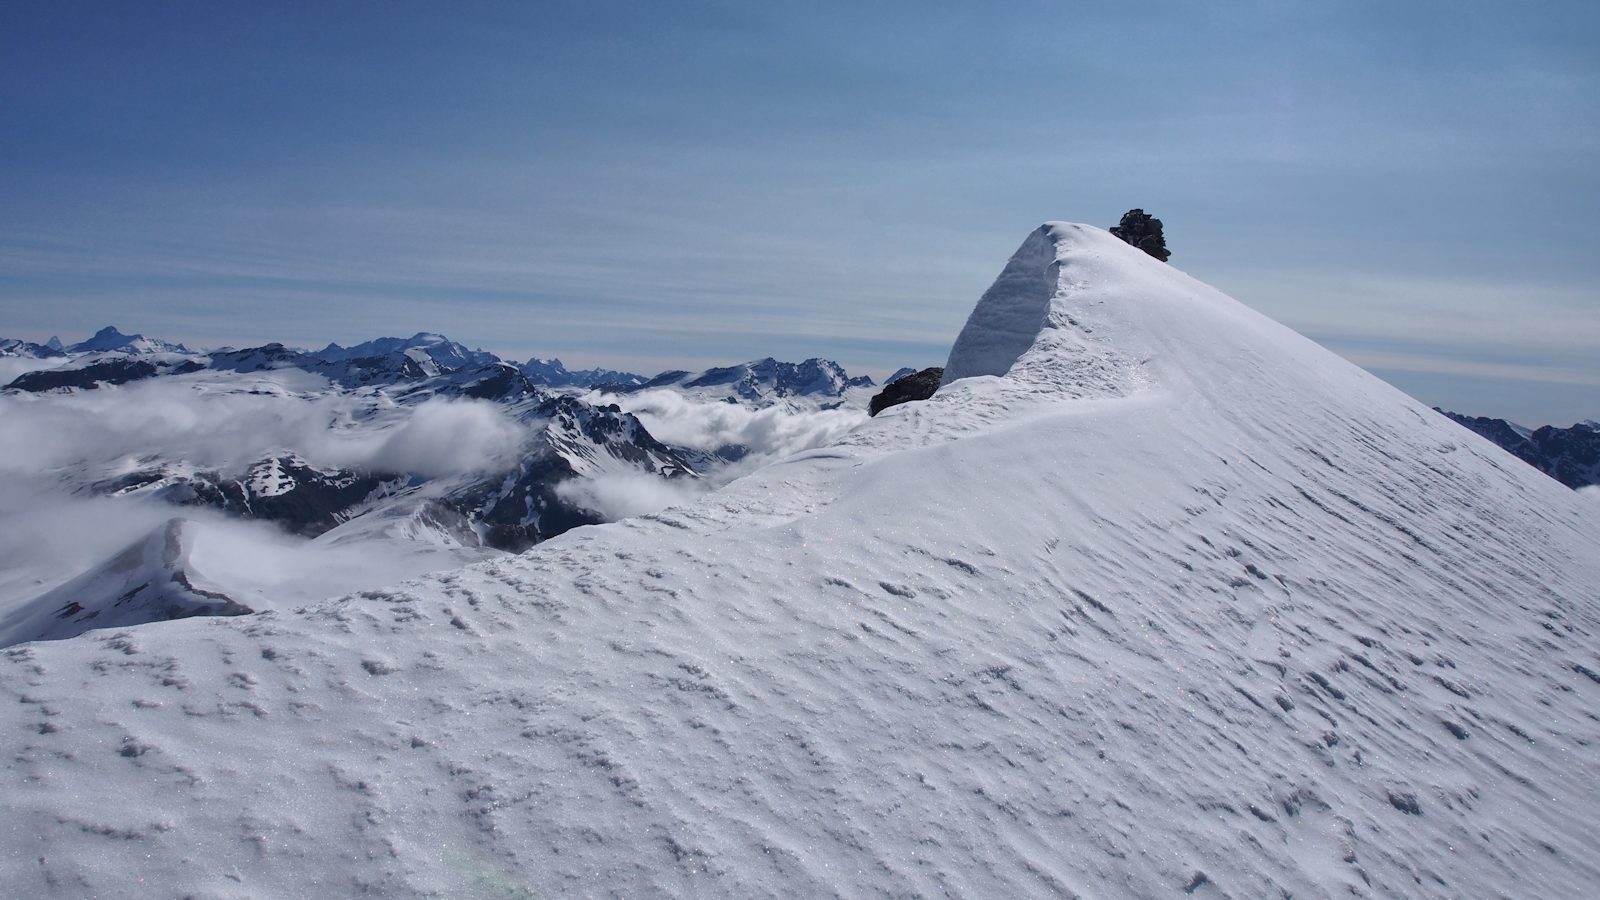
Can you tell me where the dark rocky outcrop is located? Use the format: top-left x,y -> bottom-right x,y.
1110,209 -> 1171,262
869,367 -> 944,416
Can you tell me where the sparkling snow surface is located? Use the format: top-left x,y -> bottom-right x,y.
5,223 -> 1600,898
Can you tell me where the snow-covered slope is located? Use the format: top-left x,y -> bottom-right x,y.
4,223 -> 1600,898
0,519 -> 251,646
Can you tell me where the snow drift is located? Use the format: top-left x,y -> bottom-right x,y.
3,223 -> 1599,898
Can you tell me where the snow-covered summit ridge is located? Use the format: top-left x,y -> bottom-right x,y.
940,223 -> 1062,384
3,224 -> 1600,897
935,221 -> 1404,433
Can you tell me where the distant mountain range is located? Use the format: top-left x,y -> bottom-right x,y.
1,327 -> 880,400
1438,411 -> 1599,489
0,326 -> 882,645
2,328 -> 648,392
3,327 -> 880,542
609,356 -> 877,406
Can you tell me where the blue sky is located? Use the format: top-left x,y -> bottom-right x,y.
3,1 -> 1596,423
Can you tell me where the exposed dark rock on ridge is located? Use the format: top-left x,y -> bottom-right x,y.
1109,208 -> 1171,262
869,367 -> 944,416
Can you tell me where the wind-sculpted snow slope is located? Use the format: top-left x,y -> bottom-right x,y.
4,223 -> 1600,898
0,519 -> 252,647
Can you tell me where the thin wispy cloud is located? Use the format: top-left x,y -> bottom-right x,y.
3,2 -> 1597,421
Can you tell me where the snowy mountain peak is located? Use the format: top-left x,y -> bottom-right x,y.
630,356 -> 874,405
70,325 -> 138,351
941,220 -> 1271,401
67,325 -> 188,355
314,332 -> 497,372
0,337 -> 66,359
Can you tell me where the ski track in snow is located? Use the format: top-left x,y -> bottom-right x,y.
3,224 -> 1600,898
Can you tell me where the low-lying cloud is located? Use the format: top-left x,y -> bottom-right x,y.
362,398 -> 529,478
0,480 -> 497,622
0,357 -> 65,388
0,375 -> 533,621
554,471 -> 708,521
590,388 -> 866,484
0,374 -> 532,480
549,388 -> 866,522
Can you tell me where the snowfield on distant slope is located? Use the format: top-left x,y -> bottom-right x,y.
3,223 -> 1598,898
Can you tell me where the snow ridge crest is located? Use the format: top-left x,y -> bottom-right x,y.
940,224 -> 1061,385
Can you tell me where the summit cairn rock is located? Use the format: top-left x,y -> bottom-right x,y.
1110,208 -> 1171,262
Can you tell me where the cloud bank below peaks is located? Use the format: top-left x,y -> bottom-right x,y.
590,388 -> 867,483
0,375 -> 533,481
